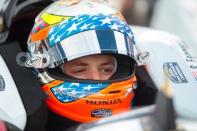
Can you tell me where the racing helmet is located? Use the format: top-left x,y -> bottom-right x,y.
27,0 -> 137,123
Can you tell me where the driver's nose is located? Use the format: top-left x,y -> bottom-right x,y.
88,70 -> 102,80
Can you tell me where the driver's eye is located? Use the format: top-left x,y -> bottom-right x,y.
72,69 -> 86,74
100,65 -> 115,75
102,68 -> 113,73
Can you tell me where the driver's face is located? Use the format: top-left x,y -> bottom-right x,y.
62,54 -> 117,80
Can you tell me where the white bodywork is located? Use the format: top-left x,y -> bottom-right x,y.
87,120 -> 144,131
133,26 -> 197,120
0,55 -> 26,130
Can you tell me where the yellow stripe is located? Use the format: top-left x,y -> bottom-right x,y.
41,12 -> 72,25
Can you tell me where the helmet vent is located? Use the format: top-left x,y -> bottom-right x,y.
108,90 -> 120,94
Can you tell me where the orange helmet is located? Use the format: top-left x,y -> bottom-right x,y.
27,0 -> 137,123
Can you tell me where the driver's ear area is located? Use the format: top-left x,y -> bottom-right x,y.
132,65 -> 158,107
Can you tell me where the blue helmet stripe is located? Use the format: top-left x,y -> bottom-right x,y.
96,30 -> 118,53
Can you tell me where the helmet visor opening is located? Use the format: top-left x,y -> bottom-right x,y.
47,54 -> 136,83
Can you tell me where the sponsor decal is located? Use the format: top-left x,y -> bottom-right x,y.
179,43 -> 197,69
25,56 -> 42,67
136,51 -> 149,65
16,52 -> 50,68
178,43 -> 197,81
91,109 -> 112,117
0,75 -> 5,91
86,98 -> 122,105
163,62 -> 188,83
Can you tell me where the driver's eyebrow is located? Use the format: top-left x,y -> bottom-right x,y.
72,61 -> 88,66
100,60 -> 115,66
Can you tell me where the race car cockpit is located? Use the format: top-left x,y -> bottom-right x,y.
1,0 -> 196,131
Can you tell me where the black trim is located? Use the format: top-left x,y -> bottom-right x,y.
46,109 -> 80,131
133,66 -> 157,106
